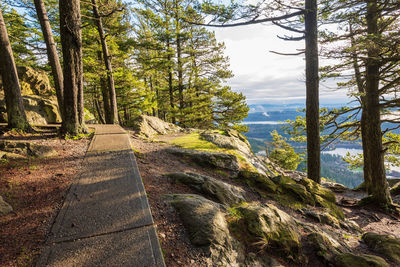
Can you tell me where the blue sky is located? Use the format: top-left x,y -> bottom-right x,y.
213,23 -> 351,105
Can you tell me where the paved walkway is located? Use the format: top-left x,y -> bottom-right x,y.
37,125 -> 165,267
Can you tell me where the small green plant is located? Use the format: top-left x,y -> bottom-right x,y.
268,130 -> 301,170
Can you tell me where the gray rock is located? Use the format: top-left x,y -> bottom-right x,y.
200,131 -> 252,155
302,208 -> 340,228
132,115 -> 182,137
168,194 -> 244,266
167,172 -> 245,206
0,196 -> 13,215
335,253 -> 389,267
322,181 -> 348,193
165,147 -> 239,172
307,231 -> 346,265
234,203 -> 301,260
0,140 -> 57,158
362,232 -> 400,264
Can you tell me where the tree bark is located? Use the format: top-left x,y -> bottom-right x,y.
33,0 -> 64,119
174,1 -> 184,125
164,7 -> 175,124
364,0 -> 392,205
0,9 -> 30,131
349,23 -> 372,193
305,0 -> 320,183
95,98 -> 105,124
91,0 -> 119,124
60,0 -> 84,135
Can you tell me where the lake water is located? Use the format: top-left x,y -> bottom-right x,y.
322,148 -> 363,157
323,148 -> 400,176
242,121 -> 284,125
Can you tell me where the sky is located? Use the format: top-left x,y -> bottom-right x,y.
212,23 -> 351,105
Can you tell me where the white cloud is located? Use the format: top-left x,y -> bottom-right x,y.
213,24 -> 349,105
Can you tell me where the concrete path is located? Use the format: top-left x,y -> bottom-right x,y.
37,125 -> 165,267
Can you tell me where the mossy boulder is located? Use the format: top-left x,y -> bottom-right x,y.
0,140 -> 57,158
168,194 -> 245,266
167,172 -> 245,206
306,232 -> 346,264
335,253 -> 389,267
169,194 -> 228,246
166,147 -> 240,172
231,203 -> 301,261
280,182 -> 315,205
237,170 -> 277,194
299,178 -> 336,203
200,130 -> 252,155
132,115 -> 182,137
302,209 -> 340,228
362,232 -> 400,264
17,66 -> 53,95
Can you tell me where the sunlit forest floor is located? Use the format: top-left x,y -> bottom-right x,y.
0,128 -> 89,267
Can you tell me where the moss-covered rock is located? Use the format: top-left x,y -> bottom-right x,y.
0,140 -> 57,158
166,147 -> 240,172
335,253 -> 389,267
362,232 -> 400,264
302,209 -> 340,228
299,178 -> 336,203
132,115 -> 182,137
280,182 -> 315,205
237,170 -> 277,194
231,203 -> 301,261
306,232 -> 345,264
167,172 -> 245,206
168,194 -> 245,266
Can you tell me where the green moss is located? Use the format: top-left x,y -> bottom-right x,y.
237,170 -> 278,194
299,178 -> 336,203
168,133 -> 255,170
315,195 -> 344,220
335,253 -> 389,267
362,232 -> 400,264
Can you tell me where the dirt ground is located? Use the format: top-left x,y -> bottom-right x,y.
0,128 -> 90,267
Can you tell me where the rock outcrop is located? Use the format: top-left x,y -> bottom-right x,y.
0,140 -> 57,159
0,66 -> 61,124
335,253 -> 389,267
167,194 -> 245,266
229,203 -> 302,261
167,172 -> 245,206
166,147 -> 240,172
362,232 -> 400,264
132,115 -> 183,137
306,231 -> 346,264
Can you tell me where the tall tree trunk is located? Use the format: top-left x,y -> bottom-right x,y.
91,0 -> 118,124
305,0 -> 320,183
95,99 -> 105,124
174,1 -> 184,125
33,0 -> 64,119
364,0 -> 392,205
349,23 -> 372,193
60,0 -> 84,135
0,9 -> 30,131
164,8 -> 175,124
100,76 -> 112,123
